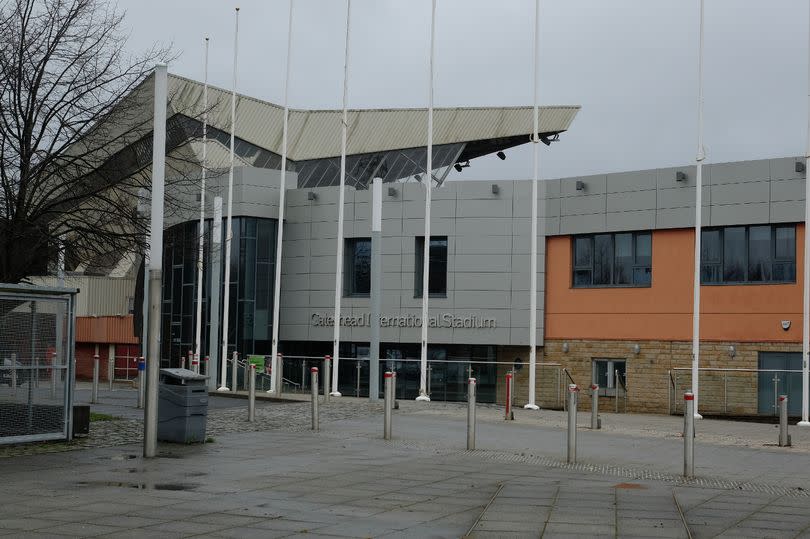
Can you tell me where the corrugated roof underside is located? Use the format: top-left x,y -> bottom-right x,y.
168,75 -> 579,161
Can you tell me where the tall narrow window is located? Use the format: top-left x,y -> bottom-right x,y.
415,236 -> 448,297
344,238 -> 371,297
572,231 -> 652,287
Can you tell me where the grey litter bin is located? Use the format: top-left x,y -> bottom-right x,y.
158,368 -> 208,443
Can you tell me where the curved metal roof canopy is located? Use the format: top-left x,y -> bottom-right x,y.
166,74 -> 580,189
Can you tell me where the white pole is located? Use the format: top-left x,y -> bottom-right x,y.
331,0 -> 352,397
416,0 -> 437,402
194,37 -> 209,375
524,0 -> 541,411
144,63 -> 168,458
800,0 -> 810,427
218,8 -> 239,392
269,0 -> 295,394
690,0 -> 705,419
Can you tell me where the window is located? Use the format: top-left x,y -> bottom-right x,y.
701,225 -> 796,284
344,238 -> 371,297
572,231 -> 651,287
415,236 -> 448,297
592,359 -> 626,396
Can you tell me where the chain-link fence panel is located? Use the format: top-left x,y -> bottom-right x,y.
0,285 -> 76,444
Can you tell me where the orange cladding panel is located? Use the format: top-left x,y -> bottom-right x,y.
544,226 -> 804,343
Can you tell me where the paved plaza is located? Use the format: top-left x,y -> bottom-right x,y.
2,389 -> 810,537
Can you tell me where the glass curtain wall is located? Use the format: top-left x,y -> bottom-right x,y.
161,217 -> 276,365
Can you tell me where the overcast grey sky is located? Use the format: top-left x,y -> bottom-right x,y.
119,0 -> 809,181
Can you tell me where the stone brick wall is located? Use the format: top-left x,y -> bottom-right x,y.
539,339 -> 801,416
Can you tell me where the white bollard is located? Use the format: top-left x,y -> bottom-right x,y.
91,354 -> 100,404
384,371 -> 394,440
567,384 -> 578,463
779,395 -> 791,447
311,367 -> 319,431
591,384 -> 600,430
684,392 -> 695,478
248,364 -> 256,422
467,377 -> 477,450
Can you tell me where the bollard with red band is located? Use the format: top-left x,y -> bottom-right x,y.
590,384 -> 600,430
323,355 -> 332,401
504,372 -> 513,420
684,392 -> 695,478
311,367 -> 319,431
567,384 -> 579,463
779,395 -> 790,447
191,352 -> 199,374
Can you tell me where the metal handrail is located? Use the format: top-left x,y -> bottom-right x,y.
672,367 -> 802,373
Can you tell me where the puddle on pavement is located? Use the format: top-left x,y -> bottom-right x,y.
75,480 -> 198,491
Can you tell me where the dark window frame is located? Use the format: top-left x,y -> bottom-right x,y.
571,231 -> 652,288
415,236 -> 449,298
700,224 -> 796,285
344,237 -> 371,297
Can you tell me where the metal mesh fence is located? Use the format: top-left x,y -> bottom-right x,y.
0,286 -> 75,444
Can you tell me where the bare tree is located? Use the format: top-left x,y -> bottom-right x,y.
0,0 -> 201,284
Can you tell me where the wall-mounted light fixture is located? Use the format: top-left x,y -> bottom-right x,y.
728,345 -> 736,358
454,160 -> 471,172
796,161 -> 806,173
491,184 -> 500,195
676,171 -> 688,182
496,151 -> 506,160
633,344 -> 641,355
575,180 -> 586,192
307,191 -> 317,201
562,342 -> 569,353
388,187 -> 398,197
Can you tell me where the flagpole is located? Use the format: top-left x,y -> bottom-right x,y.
269,0 -> 295,394
331,0 -> 352,397
194,36 -> 209,375
218,7 -> 239,391
524,0 -> 541,410
799,0 -> 810,427
690,0 -> 705,418
416,0 -> 437,402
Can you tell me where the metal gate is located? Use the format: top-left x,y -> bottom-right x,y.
758,352 -> 802,416
0,284 -> 76,444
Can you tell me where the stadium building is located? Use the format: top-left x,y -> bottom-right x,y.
64,74 -> 809,416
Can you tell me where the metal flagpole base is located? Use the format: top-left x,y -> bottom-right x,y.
217,386 -> 230,392
524,403 -> 540,410
330,391 -> 342,397
265,389 -> 275,394
415,393 -> 430,402
694,413 -> 703,419
798,421 -> 810,427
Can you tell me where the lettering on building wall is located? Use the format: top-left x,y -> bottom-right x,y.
310,313 -> 497,329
